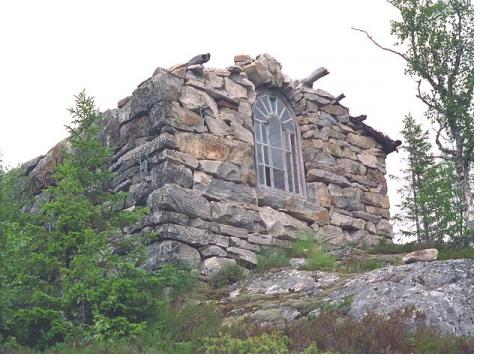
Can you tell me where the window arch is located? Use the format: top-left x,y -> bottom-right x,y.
253,90 -> 306,196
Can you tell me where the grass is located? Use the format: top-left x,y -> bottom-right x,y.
338,258 -> 384,273
210,263 -> 246,288
301,248 -> 336,271
289,230 -> 317,258
255,248 -> 291,272
370,239 -> 473,261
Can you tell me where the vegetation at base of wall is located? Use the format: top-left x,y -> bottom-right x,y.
289,230 -> 317,258
209,263 -> 246,288
255,248 -> 291,272
300,249 -> 336,271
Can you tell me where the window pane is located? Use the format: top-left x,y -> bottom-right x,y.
257,164 -> 265,186
291,134 -> 300,194
286,151 -> 294,192
268,115 -> 282,148
254,122 -> 262,142
255,143 -> 264,164
261,124 -> 268,145
273,168 -> 285,190
254,107 -> 267,122
263,145 -> 269,164
265,166 -> 271,186
271,148 -> 284,169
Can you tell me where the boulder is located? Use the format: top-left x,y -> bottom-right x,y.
200,257 -> 237,276
402,249 -> 439,264
146,184 -> 211,220
306,169 -> 351,187
144,240 -> 201,271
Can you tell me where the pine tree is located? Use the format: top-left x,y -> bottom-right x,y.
0,92 -> 194,351
395,114 -> 468,244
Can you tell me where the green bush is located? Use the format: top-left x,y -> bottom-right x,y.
201,332 -> 289,354
301,249 -> 336,271
289,231 -> 317,258
255,248 -> 290,272
210,263 -> 245,288
437,246 -> 473,260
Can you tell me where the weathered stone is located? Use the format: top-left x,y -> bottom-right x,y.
376,218 -> 393,237
307,182 -> 332,208
365,205 -> 390,220
211,201 -> 265,232
176,133 -> 230,162
351,210 -> 381,223
403,249 -> 439,264
258,206 -> 308,239
29,139 -> 71,194
136,210 -> 190,230
205,71 -> 224,89
231,122 -> 254,143
227,247 -> 257,265
364,192 -> 390,209
144,240 -> 201,271
365,222 -> 376,234
205,114 -> 232,136
217,224 -> 249,238
199,246 -> 228,258
160,101 -> 204,132
200,257 -> 237,276
151,160 -> 193,189
330,212 -> 366,231
225,77 -> 248,99
346,133 -> 377,150
194,174 -> 257,204
357,151 -> 380,168
230,237 -> 259,251
146,184 -> 211,220
179,85 -> 218,115
198,160 -> 242,182
130,68 -> 183,118
306,169 -> 351,187
243,54 -> 284,87
315,224 -> 345,245
320,104 -> 348,116
337,158 -> 366,175
150,223 -> 229,248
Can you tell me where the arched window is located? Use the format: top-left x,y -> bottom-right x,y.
253,91 -> 306,196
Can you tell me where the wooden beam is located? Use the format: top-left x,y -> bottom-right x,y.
331,93 -> 345,105
350,115 -> 367,124
300,67 -> 329,88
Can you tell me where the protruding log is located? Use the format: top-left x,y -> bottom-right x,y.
300,67 -> 329,88
350,115 -> 367,124
331,93 -> 345,105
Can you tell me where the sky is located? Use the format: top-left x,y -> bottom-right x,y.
0,0 -> 431,241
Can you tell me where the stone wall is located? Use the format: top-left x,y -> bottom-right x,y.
23,54 -> 395,274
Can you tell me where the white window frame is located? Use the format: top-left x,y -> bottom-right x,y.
253,89 -> 306,197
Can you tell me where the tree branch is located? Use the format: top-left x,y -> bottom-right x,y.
435,124 -> 456,156
351,27 -> 410,62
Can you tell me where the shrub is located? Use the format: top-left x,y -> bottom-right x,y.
201,332 -> 289,354
210,263 -> 246,288
255,248 -> 290,272
289,231 -> 317,258
301,248 -> 336,271
437,246 -> 473,260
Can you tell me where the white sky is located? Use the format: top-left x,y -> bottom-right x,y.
0,0 -> 430,241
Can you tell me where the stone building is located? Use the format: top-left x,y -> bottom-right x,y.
23,54 -> 401,275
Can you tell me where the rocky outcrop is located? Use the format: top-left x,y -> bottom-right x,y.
21,53 -> 400,270
223,260 -> 474,337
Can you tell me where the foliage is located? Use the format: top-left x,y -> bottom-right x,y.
255,248 -> 291,272
0,92 -> 197,352
210,263 -> 246,288
394,114 -> 467,244
437,246 -> 473,260
301,249 -> 336,271
201,332 -> 289,354
289,230 -> 317,258
388,0 -> 474,232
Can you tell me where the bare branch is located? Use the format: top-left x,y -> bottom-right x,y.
351,27 -> 410,62
435,124 -> 456,156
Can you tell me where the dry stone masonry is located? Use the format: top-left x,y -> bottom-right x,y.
22,54 -> 401,274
